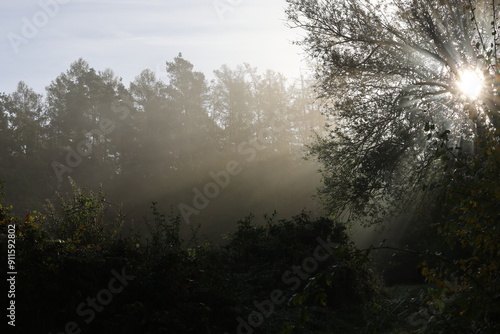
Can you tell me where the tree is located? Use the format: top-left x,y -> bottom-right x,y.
46,59 -> 125,186
287,0 -> 500,330
251,68 -> 294,157
286,0 -> 500,224
8,82 -> 46,157
165,53 -> 219,175
5,82 -> 50,209
117,68 -> 176,195
210,64 -> 255,150
0,94 -> 14,202
46,59 -> 101,147
0,93 -> 13,161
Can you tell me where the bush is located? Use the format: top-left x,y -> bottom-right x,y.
226,211 -> 381,332
42,178 -> 123,247
1,181 -> 383,333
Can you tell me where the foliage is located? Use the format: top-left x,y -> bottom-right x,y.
0,182 -> 11,223
286,1 -> 500,332
0,182 -> 384,333
418,121 -> 500,333
287,0 -> 500,225
227,212 -> 381,332
142,202 -> 182,262
228,211 -> 348,263
42,178 -> 123,247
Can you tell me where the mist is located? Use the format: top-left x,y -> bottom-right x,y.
1,55 -> 325,242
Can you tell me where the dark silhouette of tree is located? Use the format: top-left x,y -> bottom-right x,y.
287,1 -> 500,330
8,82 -> 46,157
210,64 -> 255,151
1,82 -> 51,210
45,59 -> 124,188
165,53 -> 220,177
286,0 -> 500,224
0,93 -> 12,158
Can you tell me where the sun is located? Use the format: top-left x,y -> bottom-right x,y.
457,69 -> 484,99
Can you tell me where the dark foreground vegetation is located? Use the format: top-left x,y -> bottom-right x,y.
1,182 -> 381,333
1,174 -> 499,333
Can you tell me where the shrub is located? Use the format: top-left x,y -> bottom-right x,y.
42,178 -> 123,247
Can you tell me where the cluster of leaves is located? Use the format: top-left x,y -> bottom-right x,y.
0,183 -> 381,333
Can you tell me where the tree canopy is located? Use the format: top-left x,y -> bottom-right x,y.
287,0 -> 500,224
287,0 -> 500,330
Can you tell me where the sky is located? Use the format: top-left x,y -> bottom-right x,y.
0,0 -> 307,95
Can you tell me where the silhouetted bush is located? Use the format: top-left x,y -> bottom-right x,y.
1,185 -> 382,333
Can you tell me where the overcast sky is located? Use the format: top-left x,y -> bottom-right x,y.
0,0 -> 307,95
